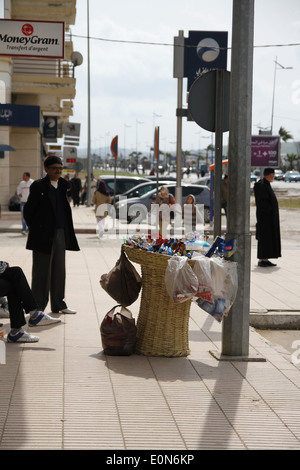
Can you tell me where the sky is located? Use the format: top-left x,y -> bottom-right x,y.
68,0 -> 300,158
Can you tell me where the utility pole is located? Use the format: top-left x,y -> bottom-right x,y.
211,0 -> 264,361
86,0 -> 92,206
174,30 -> 184,204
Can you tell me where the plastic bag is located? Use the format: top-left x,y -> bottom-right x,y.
100,305 -> 137,356
192,255 -> 214,302
165,256 -> 198,303
193,257 -> 238,322
100,246 -> 142,306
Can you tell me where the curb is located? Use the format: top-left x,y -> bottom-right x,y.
250,311 -> 300,329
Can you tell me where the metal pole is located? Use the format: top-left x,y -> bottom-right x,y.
219,0 -> 258,359
270,56 -> 277,135
175,30 -> 184,204
86,0 -> 92,206
213,70 -> 224,238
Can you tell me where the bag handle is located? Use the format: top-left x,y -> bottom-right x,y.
106,305 -> 133,319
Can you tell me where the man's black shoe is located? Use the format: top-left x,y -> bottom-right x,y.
258,260 -> 277,267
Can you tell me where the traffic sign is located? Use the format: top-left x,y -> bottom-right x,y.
111,135 -> 118,159
188,69 -> 230,132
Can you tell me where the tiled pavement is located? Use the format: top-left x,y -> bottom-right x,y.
0,206 -> 300,451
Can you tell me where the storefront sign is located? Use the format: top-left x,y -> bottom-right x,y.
0,103 -> 40,127
43,116 -> 57,139
0,19 -> 64,58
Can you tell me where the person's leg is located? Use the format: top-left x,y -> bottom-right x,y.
20,202 -> 27,232
0,276 -> 26,329
50,229 -> 67,312
31,251 -> 51,311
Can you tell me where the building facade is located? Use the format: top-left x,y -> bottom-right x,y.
0,0 -> 78,210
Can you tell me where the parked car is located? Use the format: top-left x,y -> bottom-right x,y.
284,170 -> 300,182
195,176 -> 211,188
115,184 -> 211,223
98,175 -> 151,197
196,174 -> 256,186
113,180 -> 175,204
146,175 -> 177,181
274,169 -> 284,181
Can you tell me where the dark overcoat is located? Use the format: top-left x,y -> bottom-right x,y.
253,178 -> 281,259
24,175 -> 80,254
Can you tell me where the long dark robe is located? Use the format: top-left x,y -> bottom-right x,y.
253,178 -> 281,260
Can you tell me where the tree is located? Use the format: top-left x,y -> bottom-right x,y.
128,151 -> 142,174
286,153 -> 300,171
278,126 -> 293,142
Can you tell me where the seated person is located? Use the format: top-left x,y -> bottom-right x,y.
0,261 -> 61,343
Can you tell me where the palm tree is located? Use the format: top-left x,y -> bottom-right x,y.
278,126 -> 293,142
286,153 -> 300,171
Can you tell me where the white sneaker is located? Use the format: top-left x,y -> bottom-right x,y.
28,312 -> 61,327
59,308 -> 77,314
7,329 -> 39,343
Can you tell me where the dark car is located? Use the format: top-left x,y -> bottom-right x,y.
113,180 -> 175,204
98,175 -> 151,197
115,183 -> 211,223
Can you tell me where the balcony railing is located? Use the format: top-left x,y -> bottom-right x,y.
12,58 -> 75,78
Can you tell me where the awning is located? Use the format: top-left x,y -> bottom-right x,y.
0,144 -> 16,151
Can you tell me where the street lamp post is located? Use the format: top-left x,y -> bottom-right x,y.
270,56 -> 293,134
136,119 -> 144,154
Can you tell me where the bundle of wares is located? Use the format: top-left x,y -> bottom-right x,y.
124,231 -> 238,323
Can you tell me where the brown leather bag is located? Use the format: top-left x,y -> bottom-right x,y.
100,246 -> 142,306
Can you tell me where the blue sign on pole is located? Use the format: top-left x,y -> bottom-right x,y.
185,31 -> 228,90
0,103 -> 40,127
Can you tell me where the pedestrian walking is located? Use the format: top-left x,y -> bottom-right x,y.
16,172 -> 34,234
92,180 -> 111,238
253,167 -> 281,267
0,261 -> 60,343
71,173 -> 82,207
24,155 -> 80,314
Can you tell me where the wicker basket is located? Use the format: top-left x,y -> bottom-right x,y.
123,245 -> 192,357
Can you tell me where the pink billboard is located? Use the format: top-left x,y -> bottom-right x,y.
251,136 -> 280,167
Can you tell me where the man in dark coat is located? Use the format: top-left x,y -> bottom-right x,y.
24,156 -> 80,313
70,173 -> 82,207
253,167 -> 281,267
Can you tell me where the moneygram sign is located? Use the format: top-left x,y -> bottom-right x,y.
0,19 -> 64,58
